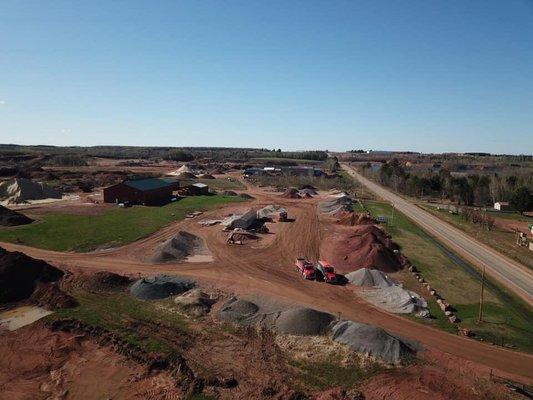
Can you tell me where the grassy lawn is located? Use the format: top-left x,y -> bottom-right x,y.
0,195 -> 243,252
46,291 -> 188,354
363,200 -> 533,352
422,206 -> 533,270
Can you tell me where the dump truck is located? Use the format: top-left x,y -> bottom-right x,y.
295,258 -> 316,280
315,260 -> 337,283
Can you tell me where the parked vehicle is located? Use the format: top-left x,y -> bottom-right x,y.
315,260 -> 337,283
295,257 -> 316,280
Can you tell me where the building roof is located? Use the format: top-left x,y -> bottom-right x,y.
123,178 -> 174,191
495,201 -> 509,206
192,182 -> 208,188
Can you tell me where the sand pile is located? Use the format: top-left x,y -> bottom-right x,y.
176,171 -> 197,179
0,178 -> 62,204
173,289 -> 215,316
281,188 -> 301,199
360,286 -> 429,316
149,231 -> 211,263
0,205 -> 33,226
257,204 -> 287,220
130,275 -> 196,300
167,164 -> 194,176
331,321 -> 416,364
345,268 -> 396,288
319,195 -> 353,214
198,174 -> 215,179
334,225 -> 402,272
0,247 -> 64,304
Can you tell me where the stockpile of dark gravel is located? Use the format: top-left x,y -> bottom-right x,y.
331,320 -> 417,364
0,205 -> 33,226
80,271 -> 133,292
271,308 -> 335,335
150,231 -> 210,263
222,190 -> 238,196
0,246 -> 64,303
218,298 -> 259,322
130,275 -> 196,300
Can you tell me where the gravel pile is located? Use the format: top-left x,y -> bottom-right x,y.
345,268 -> 396,288
360,286 -> 429,316
221,190 -> 238,196
0,205 -> 33,226
319,195 -> 353,214
150,231 -> 210,263
267,307 -> 335,335
299,188 -> 318,196
257,204 -> 287,219
280,188 -> 301,199
239,193 -> 254,199
79,271 -> 132,292
218,298 -> 260,322
176,172 -> 197,179
130,275 -> 196,300
331,320 -> 417,364
174,289 -> 215,316
198,174 -> 215,179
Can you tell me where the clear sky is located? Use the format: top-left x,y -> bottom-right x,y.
1,1 -> 532,154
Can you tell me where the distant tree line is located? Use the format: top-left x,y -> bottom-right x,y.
362,158 -> 533,211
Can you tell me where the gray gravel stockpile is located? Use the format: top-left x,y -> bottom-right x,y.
150,231 -> 210,263
345,268 -> 396,288
130,275 -> 196,300
257,204 -> 287,219
218,298 -> 260,322
331,320 -> 416,364
269,307 -> 335,335
360,286 -> 429,316
319,195 -> 353,214
0,205 -> 33,226
299,188 -> 318,196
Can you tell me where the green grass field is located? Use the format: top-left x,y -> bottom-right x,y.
363,200 -> 533,352
423,206 -> 533,270
0,195 -> 243,252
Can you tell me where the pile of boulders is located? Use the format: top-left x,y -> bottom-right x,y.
407,265 -> 461,325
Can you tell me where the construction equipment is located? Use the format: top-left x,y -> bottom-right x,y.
315,260 -> 337,283
295,258 -> 316,280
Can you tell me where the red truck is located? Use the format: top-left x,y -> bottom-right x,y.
295,258 -> 316,280
315,260 -> 337,283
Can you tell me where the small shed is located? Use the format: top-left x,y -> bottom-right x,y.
190,182 -> 209,195
494,202 -> 510,211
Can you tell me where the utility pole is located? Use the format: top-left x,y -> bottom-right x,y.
478,265 -> 485,323
390,202 -> 395,226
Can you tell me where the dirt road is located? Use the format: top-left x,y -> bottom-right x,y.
1,181 -> 533,384
342,163 -> 533,305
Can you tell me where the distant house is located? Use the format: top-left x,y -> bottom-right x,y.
103,178 -> 175,205
494,201 -> 510,211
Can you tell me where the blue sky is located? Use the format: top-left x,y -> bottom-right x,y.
1,1 -> 532,154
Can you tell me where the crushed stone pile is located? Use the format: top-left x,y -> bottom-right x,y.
281,188 -> 301,199
300,184 -> 316,190
257,204 -> 287,220
222,209 -> 258,230
239,193 -> 254,199
345,268 -> 396,288
319,195 -> 353,214
198,174 -> 215,179
176,171 -> 197,179
0,178 -> 62,204
335,225 -> 402,272
218,298 -> 260,322
331,320 -> 417,364
130,275 -> 196,300
299,188 -> 318,197
218,298 -> 334,336
261,307 -> 335,336
222,190 -> 238,196
0,205 -> 33,226
150,231 -> 211,263
0,247 -> 64,304
359,285 -> 429,316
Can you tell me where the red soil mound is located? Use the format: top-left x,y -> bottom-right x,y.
335,211 -> 375,226
333,225 -> 403,273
